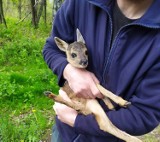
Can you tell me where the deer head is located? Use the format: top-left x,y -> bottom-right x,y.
54,29 -> 88,68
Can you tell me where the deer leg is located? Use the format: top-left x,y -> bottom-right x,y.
44,91 -> 89,113
102,97 -> 115,110
86,99 -> 142,142
97,84 -> 131,107
44,91 -> 79,110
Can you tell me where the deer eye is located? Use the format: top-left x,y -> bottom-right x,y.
71,53 -> 77,58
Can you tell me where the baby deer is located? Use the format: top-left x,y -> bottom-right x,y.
44,29 -> 142,142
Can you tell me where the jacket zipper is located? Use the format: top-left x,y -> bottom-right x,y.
102,10 -> 113,85
102,22 -> 160,85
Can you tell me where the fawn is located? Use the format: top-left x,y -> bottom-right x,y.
44,29 -> 142,142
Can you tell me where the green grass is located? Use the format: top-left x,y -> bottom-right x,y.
0,18 -> 59,141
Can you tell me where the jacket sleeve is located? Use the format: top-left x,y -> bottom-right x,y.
74,58 -> 160,136
42,0 -> 75,86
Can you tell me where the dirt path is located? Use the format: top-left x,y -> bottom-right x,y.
139,125 -> 160,142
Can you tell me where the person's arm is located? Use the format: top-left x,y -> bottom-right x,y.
43,0 -> 75,86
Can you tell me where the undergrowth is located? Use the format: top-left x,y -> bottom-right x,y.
0,18 -> 58,141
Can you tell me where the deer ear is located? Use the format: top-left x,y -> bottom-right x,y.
54,37 -> 68,52
76,29 -> 85,44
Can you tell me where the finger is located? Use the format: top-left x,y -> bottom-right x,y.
90,73 -> 100,84
90,82 -> 103,99
92,89 -> 103,98
53,102 -> 61,110
53,102 -> 64,116
59,89 -> 67,96
89,74 -> 103,98
53,104 -> 57,114
59,89 -> 72,102
93,87 -> 103,98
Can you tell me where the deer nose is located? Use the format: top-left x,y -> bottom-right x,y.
79,60 -> 88,66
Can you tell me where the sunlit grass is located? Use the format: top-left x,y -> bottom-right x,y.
0,18 -> 57,141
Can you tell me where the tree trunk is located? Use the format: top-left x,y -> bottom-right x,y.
53,0 -> 63,18
5,0 -> 10,14
18,0 -> 22,19
0,0 -> 7,28
44,0 -> 47,25
37,0 -> 44,24
30,0 -> 38,28
0,14 -> 2,23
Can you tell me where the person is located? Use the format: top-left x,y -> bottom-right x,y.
43,0 -> 160,141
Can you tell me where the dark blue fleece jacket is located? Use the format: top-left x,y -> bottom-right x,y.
43,0 -> 160,141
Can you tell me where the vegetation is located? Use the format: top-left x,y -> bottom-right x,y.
0,18 -> 59,141
0,0 -> 64,141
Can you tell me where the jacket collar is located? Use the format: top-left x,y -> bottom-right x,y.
87,0 -> 160,28
87,0 -> 112,6
135,0 -> 160,28
87,0 -> 113,10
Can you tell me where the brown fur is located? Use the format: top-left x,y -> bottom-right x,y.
44,29 -> 142,142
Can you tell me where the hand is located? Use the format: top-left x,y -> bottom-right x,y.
53,90 -> 78,127
63,64 -> 103,99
